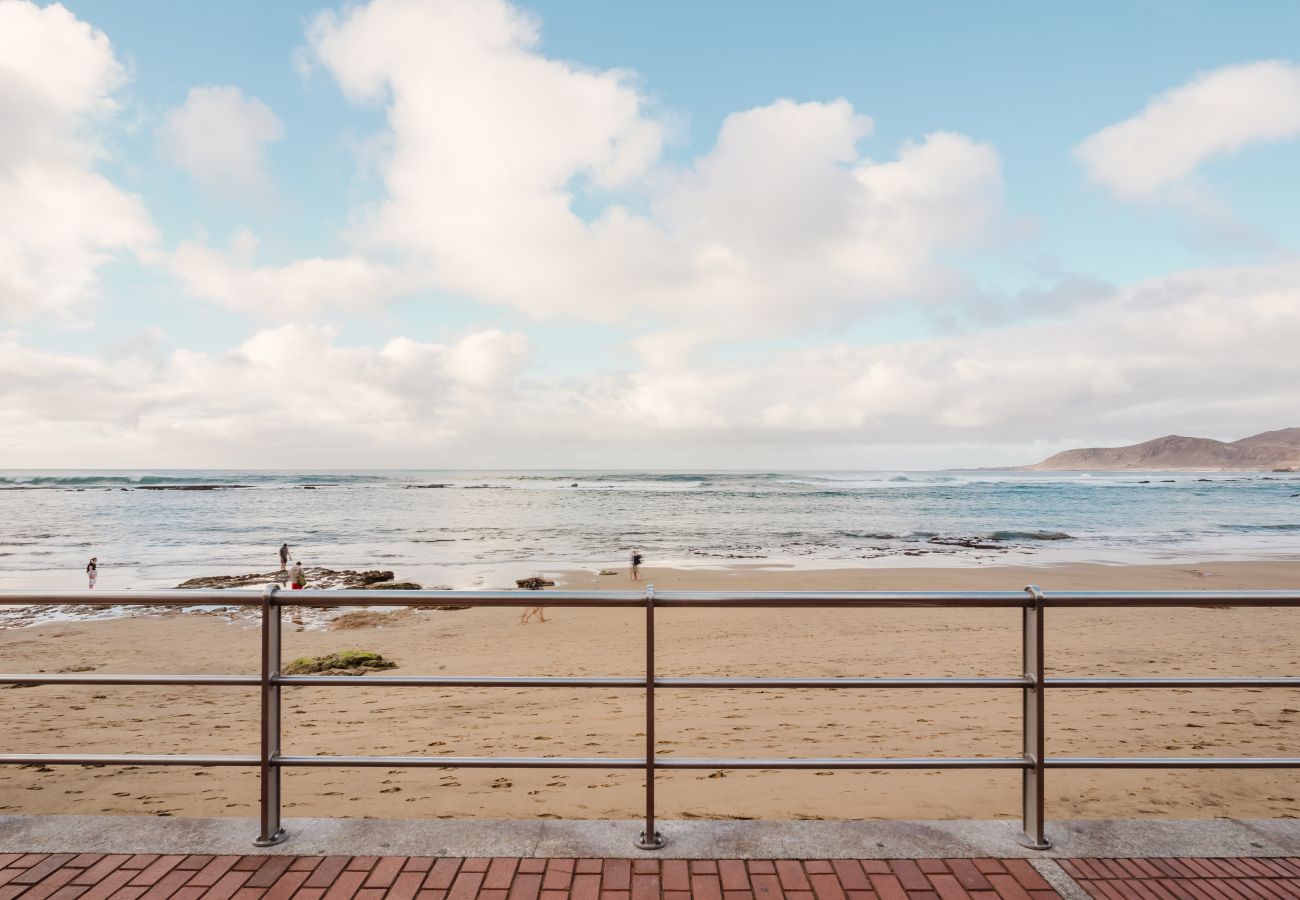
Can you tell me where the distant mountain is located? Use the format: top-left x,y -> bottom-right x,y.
1028,428 -> 1300,471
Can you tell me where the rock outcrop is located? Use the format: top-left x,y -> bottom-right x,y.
176,569 -> 402,590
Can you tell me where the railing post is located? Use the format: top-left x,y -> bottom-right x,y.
1018,584 -> 1051,849
255,582 -> 288,846
635,584 -> 665,850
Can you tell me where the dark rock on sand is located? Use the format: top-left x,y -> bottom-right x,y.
177,569 -> 397,589
282,650 -> 396,675
516,577 -> 554,590
927,536 -> 1003,550
365,581 -> 422,590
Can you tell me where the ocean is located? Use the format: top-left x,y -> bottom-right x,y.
2,469 -> 1298,598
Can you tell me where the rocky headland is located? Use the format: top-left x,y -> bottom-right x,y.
1027,427 -> 1300,471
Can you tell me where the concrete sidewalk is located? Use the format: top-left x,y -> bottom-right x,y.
3,817 -> 1299,860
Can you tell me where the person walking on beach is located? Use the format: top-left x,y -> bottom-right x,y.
630,549 -> 643,581
279,543 -> 289,571
518,575 -> 549,624
289,561 -> 306,590
86,557 -> 97,589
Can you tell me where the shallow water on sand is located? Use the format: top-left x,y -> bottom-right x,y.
2,468 -> 1299,593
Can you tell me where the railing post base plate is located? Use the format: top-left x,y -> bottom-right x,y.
253,829 -> 288,847
635,830 -> 665,851
1014,832 -> 1052,851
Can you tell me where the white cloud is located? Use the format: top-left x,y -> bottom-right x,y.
169,231 -> 415,318
0,326 -> 532,466
1075,61 -> 1300,198
572,261 -> 1300,448
157,85 -> 284,196
280,0 -> 1001,332
0,0 -> 155,322
5,262 -> 1299,467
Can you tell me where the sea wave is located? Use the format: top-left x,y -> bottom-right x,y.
0,472 -> 387,488
507,472 -> 722,483
1219,523 -> 1300,532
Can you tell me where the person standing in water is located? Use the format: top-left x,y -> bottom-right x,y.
279,543 -> 289,571
289,560 -> 306,590
630,549 -> 643,581
86,557 -> 98,589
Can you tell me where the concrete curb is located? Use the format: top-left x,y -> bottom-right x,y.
3,815 -> 1299,858
1029,860 -> 1090,900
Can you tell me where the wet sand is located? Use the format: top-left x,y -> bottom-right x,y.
1,559 -> 1297,822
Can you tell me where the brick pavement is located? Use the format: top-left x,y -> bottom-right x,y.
1061,857 -> 1300,899
1,853 -> 1298,900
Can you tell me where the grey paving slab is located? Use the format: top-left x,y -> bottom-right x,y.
1,815 -> 1298,858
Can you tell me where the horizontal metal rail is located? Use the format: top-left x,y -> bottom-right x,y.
276,674 -> 642,688
0,754 -> 259,766
5,673 -> 1293,689
277,755 -> 644,768
0,590 -> 267,607
1047,757 -> 1300,768
276,675 -> 1031,689
1046,676 -> 1300,688
656,676 -> 1031,689
1032,590 -> 1300,607
6,752 -> 1299,770
6,587 -> 1300,607
0,674 -> 259,686
1,584 -> 1296,852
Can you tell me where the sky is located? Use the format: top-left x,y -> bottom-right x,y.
2,0 -> 1300,470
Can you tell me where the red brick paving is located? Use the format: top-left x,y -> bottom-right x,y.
1062,857 -> 1300,899
3,855 -> 1300,900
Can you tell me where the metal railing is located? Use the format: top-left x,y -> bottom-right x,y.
1,584 -> 1298,850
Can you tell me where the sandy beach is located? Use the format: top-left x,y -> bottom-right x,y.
1,559 -> 1297,822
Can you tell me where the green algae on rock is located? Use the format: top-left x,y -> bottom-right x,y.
282,650 -> 397,675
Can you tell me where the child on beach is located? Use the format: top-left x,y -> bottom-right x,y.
630,549 -> 643,581
86,557 -> 97,589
